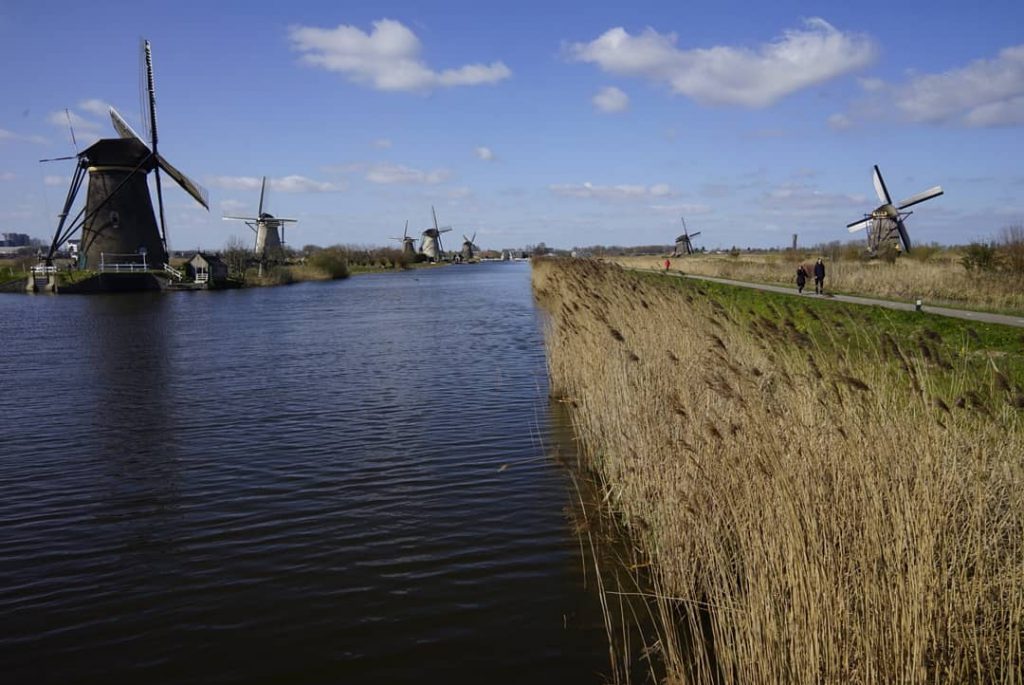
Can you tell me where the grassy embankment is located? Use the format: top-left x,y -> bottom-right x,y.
533,258 -> 1023,683
610,252 -> 1024,315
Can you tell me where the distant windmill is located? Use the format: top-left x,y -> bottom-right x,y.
674,217 -> 702,256
222,176 -> 297,270
389,220 -> 417,258
45,40 -> 209,268
461,232 -> 479,261
847,165 -> 943,254
420,205 -> 452,261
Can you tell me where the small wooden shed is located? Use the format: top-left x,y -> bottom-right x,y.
186,252 -> 228,285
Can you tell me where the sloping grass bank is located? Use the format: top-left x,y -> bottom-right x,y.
533,258 -> 1023,683
610,254 -> 1024,315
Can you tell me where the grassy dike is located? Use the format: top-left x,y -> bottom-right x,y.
532,258 -> 1023,684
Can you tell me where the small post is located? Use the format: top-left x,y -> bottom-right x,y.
915,298 -> 922,312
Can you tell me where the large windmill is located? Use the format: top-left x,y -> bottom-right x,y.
420,206 -> 452,261
460,232 -> 479,261
45,40 -> 208,269
673,217 -> 701,256
222,176 -> 297,270
389,220 -> 417,259
847,165 -> 943,254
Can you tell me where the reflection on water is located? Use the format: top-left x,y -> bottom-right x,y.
0,264 -> 616,684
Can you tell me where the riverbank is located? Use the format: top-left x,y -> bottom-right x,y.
532,258 -> 1024,683
608,253 -> 1024,315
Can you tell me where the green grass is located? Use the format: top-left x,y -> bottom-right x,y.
640,268 -> 1024,418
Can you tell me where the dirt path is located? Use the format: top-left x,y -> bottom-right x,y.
642,268 -> 1024,329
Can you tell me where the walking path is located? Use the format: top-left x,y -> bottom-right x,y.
642,268 -> 1024,329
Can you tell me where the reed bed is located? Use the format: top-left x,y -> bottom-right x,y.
533,258 -> 1024,684
610,254 -> 1024,314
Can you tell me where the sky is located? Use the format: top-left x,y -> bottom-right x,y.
1,0 -> 1023,252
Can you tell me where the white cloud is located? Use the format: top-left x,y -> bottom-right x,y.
288,19 -> 511,92
0,127 -> 49,145
550,181 -> 677,201
592,85 -> 629,112
827,113 -> 852,130
474,146 -> 495,161
43,175 -> 67,186
885,45 -> 1024,127
0,171 -> 14,181
208,175 -> 345,192
219,199 -> 247,212
48,109 -> 100,132
78,99 -> 112,117
569,18 -> 876,107
372,138 -> 393,148
650,202 -> 712,214
761,182 -> 866,212
365,162 -> 450,185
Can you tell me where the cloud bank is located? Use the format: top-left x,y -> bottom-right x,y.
289,19 -> 511,92
569,18 -> 876,107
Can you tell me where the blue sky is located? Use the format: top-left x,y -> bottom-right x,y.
1,0 -> 1023,252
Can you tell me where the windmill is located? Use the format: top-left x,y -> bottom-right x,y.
674,217 -> 701,256
222,176 -> 297,271
847,165 -> 943,254
460,232 -> 479,261
45,40 -> 208,269
389,220 -> 417,259
420,205 -> 452,261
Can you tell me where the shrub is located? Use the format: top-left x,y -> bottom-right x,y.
1000,224 -> 1024,275
961,241 -> 1000,272
307,247 -> 349,278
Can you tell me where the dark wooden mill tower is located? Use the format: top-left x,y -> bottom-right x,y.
45,41 -> 208,269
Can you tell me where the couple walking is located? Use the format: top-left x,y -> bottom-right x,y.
796,258 -> 825,294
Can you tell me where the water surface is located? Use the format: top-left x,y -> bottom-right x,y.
0,263 -> 611,684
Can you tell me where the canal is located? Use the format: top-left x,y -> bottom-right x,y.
0,263 -> 616,684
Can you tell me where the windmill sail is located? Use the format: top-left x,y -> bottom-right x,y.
872,165 -> 892,205
109,107 -> 209,209
897,186 -> 943,210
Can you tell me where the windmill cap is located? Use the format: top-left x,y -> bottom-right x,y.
83,138 -> 155,169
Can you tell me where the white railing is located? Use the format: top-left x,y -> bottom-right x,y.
99,253 -> 148,273
164,263 -> 183,280
30,265 -> 57,275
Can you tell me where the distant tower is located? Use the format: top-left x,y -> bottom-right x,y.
792,234 -> 798,250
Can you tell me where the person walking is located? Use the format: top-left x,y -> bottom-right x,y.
796,264 -> 808,294
664,258 -> 671,272
813,258 -> 826,294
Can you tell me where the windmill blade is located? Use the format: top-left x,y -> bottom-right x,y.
404,220 -> 409,239
872,165 -> 892,205
438,227 -> 452,233
223,216 -> 259,221
432,205 -> 439,231
156,153 -> 209,209
471,231 -> 476,244
688,231 -> 701,238
258,176 -> 267,216
110,107 -> 151,150
896,218 -> 912,252
847,218 -> 871,233
897,186 -> 943,210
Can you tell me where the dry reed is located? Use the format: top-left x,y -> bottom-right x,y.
534,258 -> 1024,684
